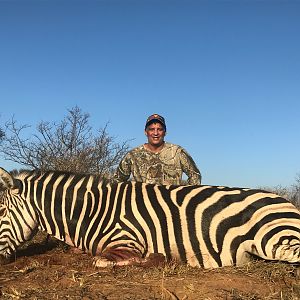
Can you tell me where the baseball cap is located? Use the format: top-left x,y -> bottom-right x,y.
145,114 -> 166,130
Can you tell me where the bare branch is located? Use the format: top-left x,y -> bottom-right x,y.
0,106 -> 130,177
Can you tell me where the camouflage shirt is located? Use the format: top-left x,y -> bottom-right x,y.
113,142 -> 201,185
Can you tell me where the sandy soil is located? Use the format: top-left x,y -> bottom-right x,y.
1,233 -> 300,300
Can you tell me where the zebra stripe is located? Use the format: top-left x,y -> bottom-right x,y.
1,167 -> 300,269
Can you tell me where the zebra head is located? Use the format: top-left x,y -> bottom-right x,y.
0,167 -> 39,261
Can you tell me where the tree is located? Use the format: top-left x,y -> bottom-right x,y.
0,115 -> 4,142
0,106 -> 130,178
290,173 -> 300,207
0,128 -> 4,142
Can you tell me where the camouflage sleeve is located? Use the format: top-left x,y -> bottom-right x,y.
112,153 -> 132,183
179,148 -> 202,185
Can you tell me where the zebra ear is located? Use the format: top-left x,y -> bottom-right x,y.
0,167 -> 15,191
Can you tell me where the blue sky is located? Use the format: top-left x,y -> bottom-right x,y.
0,0 -> 299,189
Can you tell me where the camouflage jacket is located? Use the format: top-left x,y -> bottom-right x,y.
113,142 -> 201,185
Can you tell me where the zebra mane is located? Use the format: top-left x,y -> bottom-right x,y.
14,169 -> 110,186
13,169 -> 36,180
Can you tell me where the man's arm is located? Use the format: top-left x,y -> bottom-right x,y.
180,148 -> 202,185
112,154 -> 132,183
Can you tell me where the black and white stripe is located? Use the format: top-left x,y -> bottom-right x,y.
1,167 -> 300,268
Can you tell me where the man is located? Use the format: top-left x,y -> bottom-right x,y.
113,114 -> 201,185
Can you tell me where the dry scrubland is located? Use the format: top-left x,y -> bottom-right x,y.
1,108 -> 300,298
1,232 -> 300,300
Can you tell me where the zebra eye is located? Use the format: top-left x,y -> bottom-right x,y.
0,182 -> 7,192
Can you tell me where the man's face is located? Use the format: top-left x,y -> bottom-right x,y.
145,122 -> 166,147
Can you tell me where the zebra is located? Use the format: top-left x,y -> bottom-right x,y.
1,166 -> 300,269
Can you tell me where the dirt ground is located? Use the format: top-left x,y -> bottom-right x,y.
1,233 -> 300,300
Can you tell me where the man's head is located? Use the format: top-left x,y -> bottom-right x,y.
145,114 -> 166,131
144,114 -> 166,149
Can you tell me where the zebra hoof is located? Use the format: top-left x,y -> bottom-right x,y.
93,257 -> 115,268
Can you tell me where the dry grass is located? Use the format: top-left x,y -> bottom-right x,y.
1,233 -> 300,299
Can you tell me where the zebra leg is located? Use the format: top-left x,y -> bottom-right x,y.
236,237 -> 300,265
93,248 -> 166,268
271,238 -> 300,263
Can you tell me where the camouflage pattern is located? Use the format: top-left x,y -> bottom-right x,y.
113,142 -> 201,185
